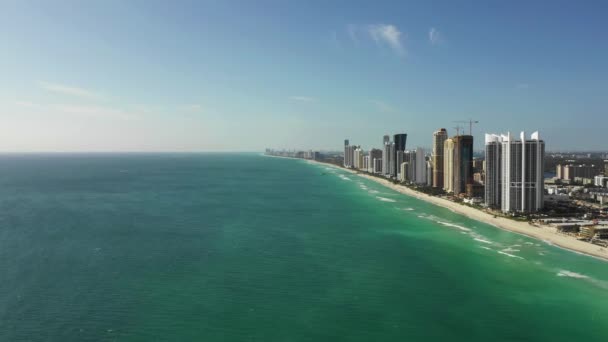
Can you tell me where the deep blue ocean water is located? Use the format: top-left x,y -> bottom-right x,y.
1,153 -> 607,341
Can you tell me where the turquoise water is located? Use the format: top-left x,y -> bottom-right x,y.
1,153 -> 607,341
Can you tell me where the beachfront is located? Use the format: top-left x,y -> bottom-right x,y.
309,159 -> 608,261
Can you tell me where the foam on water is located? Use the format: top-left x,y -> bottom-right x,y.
436,221 -> 472,232
474,238 -> 493,244
498,251 -> 524,259
557,270 -> 589,279
401,208 -> 415,211
376,196 -> 397,203
479,246 -> 493,250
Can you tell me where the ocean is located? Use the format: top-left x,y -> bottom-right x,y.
1,153 -> 607,341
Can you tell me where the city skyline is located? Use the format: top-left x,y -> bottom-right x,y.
2,1 -> 608,152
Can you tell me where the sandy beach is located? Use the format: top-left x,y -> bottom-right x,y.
308,159 -> 608,261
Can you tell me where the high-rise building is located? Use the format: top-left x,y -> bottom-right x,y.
404,150 -> 416,182
388,142 -> 396,177
393,133 -> 407,176
501,132 -> 545,213
400,162 -> 407,182
353,147 -> 363,169
432,128 -> 448,188
426,160 -> 434,186
453,135 -> 474,196
363,155 -> 370,171
382,140 -> 391,176
485,132 -> 545,213
415,147 -> 427,184
383,135 -> 390,145
344,139 -> 351,167
485,134 -> 502,209
373,158 -> 383,174
345,144 -> 357,168
443,138 -> 455,193
369,148 -> 382,164
396,150 -> 405,179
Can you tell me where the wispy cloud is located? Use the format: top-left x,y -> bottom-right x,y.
516,83 -> 530,89
367,24 -> 405,55
370,100 -> 396,113
429,27 -> 444,45
289,96 -> 316,102
178,104 -> 203,112
37,81 -> 103,99
16,101 -> 139,120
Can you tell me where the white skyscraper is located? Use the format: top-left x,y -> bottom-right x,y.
485,131 -> 545,213
353,147 -> 363,169
344,139 -> 355,168
415,147 -> 427,184
388,142 -> 396,178
382,142 -> 391,176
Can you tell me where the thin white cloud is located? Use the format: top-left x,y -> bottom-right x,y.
37,81 -> 103,99
516,83 -> 530,89
15,101 -> 139,120
14,101 -> 43,109
178,104 -> 203,112
429,27 -> 444,45
289,96 -> 316,102
371,100 -> 396,113
367,24 -> 405,55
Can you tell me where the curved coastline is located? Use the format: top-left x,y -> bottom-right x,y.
307,159 -> 608,262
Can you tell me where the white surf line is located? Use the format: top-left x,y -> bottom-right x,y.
498,250 -> 524,259
376,196 -> 397,203
304,160 -> 608,262
557,270 -> 588,279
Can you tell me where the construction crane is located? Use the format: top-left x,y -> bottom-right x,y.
453,119 -> 479,136
453,125 -> 464,137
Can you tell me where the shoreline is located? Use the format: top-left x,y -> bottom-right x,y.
304,158 -> 608,262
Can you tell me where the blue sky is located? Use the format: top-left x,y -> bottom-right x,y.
1,0 -> 607,152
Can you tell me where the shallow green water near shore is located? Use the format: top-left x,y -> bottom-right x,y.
1,153 -> 607,341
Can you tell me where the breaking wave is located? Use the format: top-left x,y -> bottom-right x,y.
557,270 -> 588,279
376,196 -> 397,203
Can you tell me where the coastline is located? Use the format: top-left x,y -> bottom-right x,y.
305,159 -> 608,262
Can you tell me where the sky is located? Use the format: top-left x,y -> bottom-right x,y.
1,0 -> 607,152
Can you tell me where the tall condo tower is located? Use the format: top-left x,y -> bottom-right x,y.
393,133 -> 407,177
415,147 -> 427,184
382,139 -> 391,176
453,135 -> 474,196
443,138 -> 455,193
484,131 -> 545,213
432,128 -> 448,188
485,134 -> 502,209
343,139 -> 350,167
